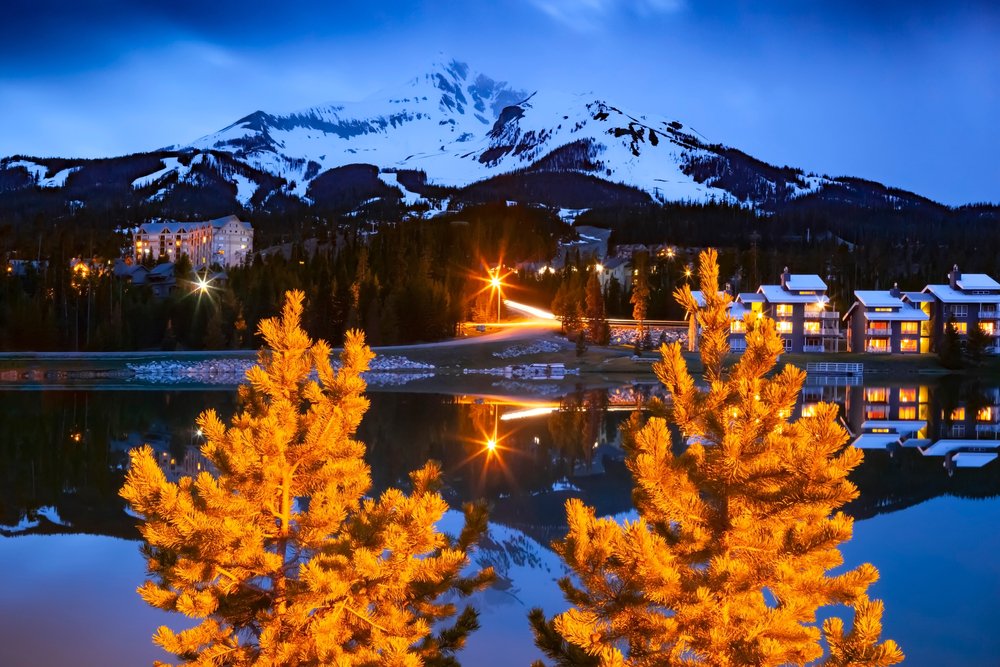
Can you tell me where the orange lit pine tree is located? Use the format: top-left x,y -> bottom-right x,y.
530,249 -> 903,667
121,290 -> 492,666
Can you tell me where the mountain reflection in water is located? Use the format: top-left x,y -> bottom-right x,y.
2,379 -> 1000,665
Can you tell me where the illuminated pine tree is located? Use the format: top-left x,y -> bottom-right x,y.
530,249 -> 902,667
121,290 -> 492,666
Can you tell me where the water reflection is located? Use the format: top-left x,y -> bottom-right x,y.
5,381 -> 1000,538
2,381 -> 1000,665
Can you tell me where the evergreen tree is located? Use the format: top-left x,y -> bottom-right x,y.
530,249 -> 902,667
630,253 -> 650,349
585,272 -> 610,345
121,290 -> 492,666
965,321 -> 991,366
938,316 -> 963,370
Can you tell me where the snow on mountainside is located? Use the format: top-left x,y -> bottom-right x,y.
175,58 -> 750,206
0,58 -> 967,219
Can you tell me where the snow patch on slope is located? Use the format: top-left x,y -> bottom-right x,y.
132,157 -> 181,188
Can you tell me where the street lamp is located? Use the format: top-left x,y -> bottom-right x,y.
489,267 -> 503,323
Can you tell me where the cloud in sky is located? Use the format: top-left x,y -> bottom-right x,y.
525,0 -> 684,32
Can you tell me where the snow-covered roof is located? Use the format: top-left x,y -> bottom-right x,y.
854,290 -> 904,308
758,284 -> 831,305
903,292 -> 934,303
737,293 -> 765,303
955,274 -> 1000,291
784,274 -> 827,291
922,284 -> 1000,304
689,290 -> 745,321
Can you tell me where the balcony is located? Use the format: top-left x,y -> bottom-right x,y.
979,310 -> 998,319
821,326 -> 840,336
865,345 -> 890,354
865,328 -> 891,336
802,344 -> 825,353
804,310 -> 840,319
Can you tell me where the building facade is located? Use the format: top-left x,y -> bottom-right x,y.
917,265 -> 1000,354
686,268 -> 840,353
134,215 -> 253,268
754,268 -> 840,353
843,285 -> 931,354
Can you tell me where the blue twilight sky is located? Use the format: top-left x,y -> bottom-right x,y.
1,0 -> 997,206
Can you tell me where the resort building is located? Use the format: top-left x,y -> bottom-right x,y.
843,285 -> 931,354
133,215 -> 253,268
686,268 -> 840,353
753,268 -> 840,353
917,265 -> 1000,354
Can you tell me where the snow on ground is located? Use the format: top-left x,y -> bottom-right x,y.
132,157 -> 180,188
39,167 -> 80,188
125,356 -> 435,386
492,340 -> 565,358
8,159 -> 46,181
378,170 -> 425,207
230,172 -> 258,206
610,325 -> 686,348
178,62 -> 739,206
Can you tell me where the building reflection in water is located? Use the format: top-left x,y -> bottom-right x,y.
845,382 -> 1000,471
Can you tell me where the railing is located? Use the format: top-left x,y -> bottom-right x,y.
804,310 -> 840,319
806,362 -> 864,375
979,310 -> 998,319
821,326 -> 840,336
865,328 -> 891,336
865,346 -> 890,354
802,344 -> 825,353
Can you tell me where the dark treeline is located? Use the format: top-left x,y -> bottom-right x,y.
0,203 -> 559,351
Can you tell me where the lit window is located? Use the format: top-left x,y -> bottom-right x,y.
865,387 -> 888,402
804,321 -> 820,334
866,406 -> 888,420
951,322 -> 968,335
950,407 -> 966,420
899,388 -> 917,403
866,339 -> 888,353
776,320 -> 793,334
900,321 -> 919,335
900,338 -> 918,353
980,322 -> 995,335
874,307 -> 894,312
730,321 -> 745,334
899,406 -> 917,420
775,304 -> 793,317
978,407 -> 994,421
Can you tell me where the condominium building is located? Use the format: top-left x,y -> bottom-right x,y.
917,265 -> 1000,354
754,268 -> 840,353
134,215 -> 253,268
686,268 -> 840,353
843,285 -> 931,354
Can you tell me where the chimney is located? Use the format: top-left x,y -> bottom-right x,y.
889,282 -> 901,298
949,264 -> 960,290
724,282 -> 732,296
780,266 -> 791,290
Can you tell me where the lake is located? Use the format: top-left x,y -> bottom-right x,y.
2,376 -> 999,666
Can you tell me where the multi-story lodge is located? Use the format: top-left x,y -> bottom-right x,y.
134,215 -> 253,268
755,268 -> 840,353
686,268 -> 840,353
918,265 -> 1000,354
842,285 -> 931,354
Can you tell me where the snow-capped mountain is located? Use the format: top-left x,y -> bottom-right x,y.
0,58 -> 969,220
